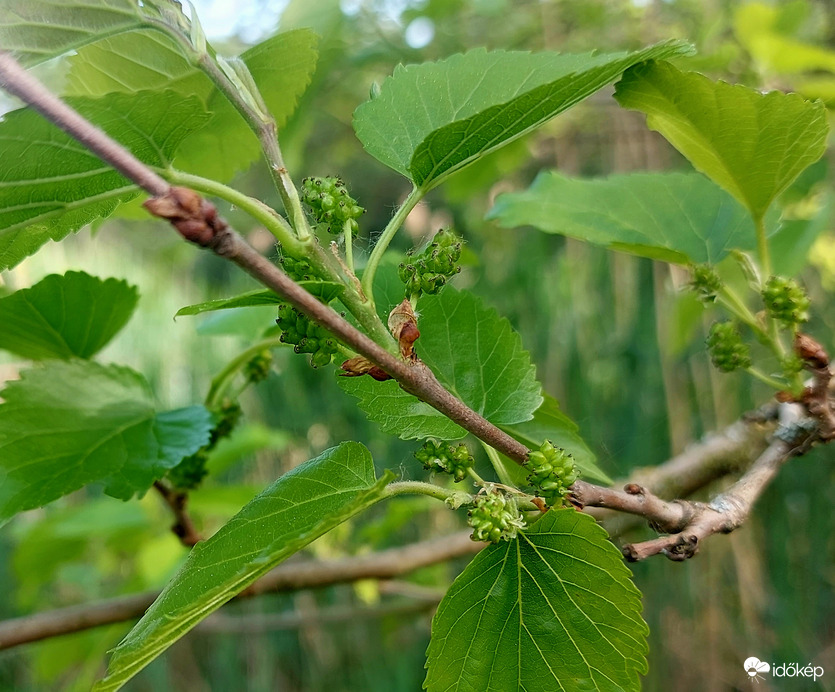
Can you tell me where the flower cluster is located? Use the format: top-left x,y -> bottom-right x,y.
706,321 -> 751,372
281,254 -> 323,282
762,276 -> 810,327
301,176 -> 364,235
276,304 -> 339,367
689,264 -> 722,303
526,441 -> 578,506
467,492 -> 524,543
398,228 -> 462,297
415,439 -> 473,482
168,400 -> 242,490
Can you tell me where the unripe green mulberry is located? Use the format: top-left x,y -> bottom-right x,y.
706,321 -> 751,372
526,441 -> 578,506
689,264 -> 722,303
399,228 -> 463,297
281,254 -> 323,282
168,400 -> 242,490
762,276 -> 810,327
244,350 -> 273,384
467,492 -> 524,543
276,304 -> 339,367
301,176 -> 365,235
415,439 -> 474,482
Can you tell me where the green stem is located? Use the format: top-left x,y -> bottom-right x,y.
206,337 -> 285,409
361,186 -> 424,305
755,215 -> 771,278
745,367 -> 787,391
343,219 -> 354,273
716,286 -> 786,359
481,442 -> 517,487
467,467 -> 488,487
162,169 -> 300,250
382,480 -> 469,504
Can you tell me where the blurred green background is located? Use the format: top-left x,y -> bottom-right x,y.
1,0 -> 834,689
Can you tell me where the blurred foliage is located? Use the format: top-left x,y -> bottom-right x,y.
1,0 -> 834,689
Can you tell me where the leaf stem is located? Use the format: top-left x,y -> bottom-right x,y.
343,219 -> 355,273
755,215 -> 771,278
383,480 -> 468,504
480,442 -> 518,487
206,337 -> 284,409
362,186 -> 423,305
163,169 -> 299,249
745,367 -> 787,392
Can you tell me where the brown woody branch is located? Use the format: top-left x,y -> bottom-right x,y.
0,414 -> 784,649
152,481 -> 202,547
0,531 -> 481,650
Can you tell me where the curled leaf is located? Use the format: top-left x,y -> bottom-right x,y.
388,299 -> 420,360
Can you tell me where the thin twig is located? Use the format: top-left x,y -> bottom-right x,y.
152,481 -> 202,548
0,531 -> 481,650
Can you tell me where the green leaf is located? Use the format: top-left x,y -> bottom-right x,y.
175,282 -> 342,317
488,171 -> 777,265
353,40 -> 692,191
499,394 -> 610,485
0,0 -> 147,67
0,90 -> 211,270
0,271 -> 138,360
425,509 -> 648,692
614,61 -> 829,222
95,442 -> 391,691
0,361 -> 213,522
339,289 -> 542,440
66,28 -> 319,181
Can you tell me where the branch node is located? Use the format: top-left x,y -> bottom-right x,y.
144,187 -> 228,247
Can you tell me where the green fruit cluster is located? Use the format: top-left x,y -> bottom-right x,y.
244,349 -> 273,384
398,228 -> 462,297
276,304 -> 339,367
168,400 -> 242,490
468,492 -> 524,543
762,276 -> 810,327
415,439 -> 473,482
689,264 -> 722,303
706,321 -> 751,372
526,441 -> 578,506
281,254 -> 323,282
301,176 -> 364,235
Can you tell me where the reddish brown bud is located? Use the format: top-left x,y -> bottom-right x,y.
340,356 -> 392,381
794,333 -> 829,369
143,186 -> 226,247
388,299 -> 420,360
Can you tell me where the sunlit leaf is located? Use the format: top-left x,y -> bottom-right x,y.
614,61 -> 828,222
354,40 -> 692,190
0,271 -> 138,360
0,0 -> 147,66
489,171 -> 778,264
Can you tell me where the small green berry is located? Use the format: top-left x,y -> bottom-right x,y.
301,176 -> 364,235
526,441 -> 578,506
244,350 -> 273,384
706,321 -> 752,372
467,492 -> 524,543
762,276 -> 810,327
415,439 -> 474,482
399,229 -> 463,297
689,264 -> 722,303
